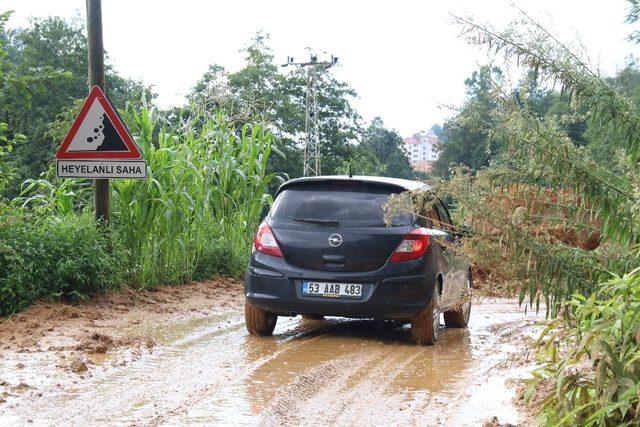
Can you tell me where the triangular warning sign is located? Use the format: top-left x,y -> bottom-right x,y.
56,86 -> 142,160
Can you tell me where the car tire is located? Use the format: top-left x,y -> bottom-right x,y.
245,299 -> 277,336
301,315 -> 324,320
411,282 -> 440,345
444,270 -> 472,328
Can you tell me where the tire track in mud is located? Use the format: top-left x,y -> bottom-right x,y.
2,315 -> 352,425
113,317 -> 333,424
261,304 -> 541,426
257,349 -> 382,425
277,327 -> 472,426
286,347 -> 423,425
236,320 -> 468,425
325,346 -> 431,425
404,310 -> 542,425
162,319 -> 395,425
148,317 -> 374,424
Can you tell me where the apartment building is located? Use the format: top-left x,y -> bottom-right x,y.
402,130 -> 439,172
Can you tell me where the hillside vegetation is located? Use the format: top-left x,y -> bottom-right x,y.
386,10 -> 640,425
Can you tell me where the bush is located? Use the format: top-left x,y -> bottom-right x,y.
530,269 -> 640,425
193,236 -> 249,280
0,206 -> 123,316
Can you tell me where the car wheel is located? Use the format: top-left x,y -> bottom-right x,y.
411,282 -> 440,345
245,299 -> 277,336
444,270 -> 472,328
301,315 -> 324,320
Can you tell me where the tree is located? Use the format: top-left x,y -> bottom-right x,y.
431,57 -> 638,178
626,0 -> 640,42
432,66 -> 503,178
0,12 -> 72,197
335,146 -> 386,176
357,117 -> 413,179
2,15 -> 150,193
429,123 -> 445,140
189,34 -> 361,178
581,59 -> 640,170
190,33 -> 280,121
278,66 -> 361,176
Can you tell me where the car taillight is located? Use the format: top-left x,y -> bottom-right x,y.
253,222 -> 283,257
390,228 -> 430,262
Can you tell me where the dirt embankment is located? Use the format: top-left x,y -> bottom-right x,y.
0,278 -> 242,376
1,278 -> 543,425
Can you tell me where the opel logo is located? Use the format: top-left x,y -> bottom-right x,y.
328,233 -> 343,247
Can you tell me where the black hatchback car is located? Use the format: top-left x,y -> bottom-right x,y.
244,175 -> 471,344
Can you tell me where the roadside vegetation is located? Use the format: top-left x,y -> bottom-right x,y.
0,208 -> 121,314
0,10 -> 414,315
450,13 -> 640,424
385,7 -> 640,426
2,105 -> 277,314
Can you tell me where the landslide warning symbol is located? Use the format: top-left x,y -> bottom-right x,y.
56,86 -> 142,160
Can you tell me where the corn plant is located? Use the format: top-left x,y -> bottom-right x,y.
112,103 -> 280,286
18,177 -> 91,214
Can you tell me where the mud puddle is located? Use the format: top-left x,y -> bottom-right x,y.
0,283 -> 542,426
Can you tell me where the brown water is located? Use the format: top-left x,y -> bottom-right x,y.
0,299 -> 541,425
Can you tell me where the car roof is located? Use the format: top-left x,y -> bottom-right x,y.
276,175 -> 430,195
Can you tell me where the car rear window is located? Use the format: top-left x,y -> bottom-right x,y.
270,181 -> 414,228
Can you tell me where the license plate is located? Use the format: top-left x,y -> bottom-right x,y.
301,282 -> 363,298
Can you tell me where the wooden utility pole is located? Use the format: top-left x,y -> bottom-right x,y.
86,0 -> 109,224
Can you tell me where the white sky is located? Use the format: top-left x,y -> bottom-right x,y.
4,0 -> 638,135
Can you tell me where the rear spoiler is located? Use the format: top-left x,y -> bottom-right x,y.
277,179 -> 403,196
276,176 -> 428,196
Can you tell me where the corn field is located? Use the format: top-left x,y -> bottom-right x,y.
5,103 -> 281,311
112,105 -> 280,286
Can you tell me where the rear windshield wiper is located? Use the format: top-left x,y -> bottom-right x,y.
292,218 -> 339,226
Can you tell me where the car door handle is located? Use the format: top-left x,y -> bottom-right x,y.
323,254 -> 346,263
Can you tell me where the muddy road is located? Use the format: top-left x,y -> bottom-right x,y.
0,278 -> 542,425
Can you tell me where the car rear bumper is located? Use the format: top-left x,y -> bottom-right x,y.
244,251 -> 437,320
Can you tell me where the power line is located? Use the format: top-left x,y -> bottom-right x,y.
282,54 -> 338,177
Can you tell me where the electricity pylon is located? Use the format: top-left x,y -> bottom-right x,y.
282,54 -> 338,176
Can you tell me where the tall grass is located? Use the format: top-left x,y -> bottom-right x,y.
112,104 -> 280,286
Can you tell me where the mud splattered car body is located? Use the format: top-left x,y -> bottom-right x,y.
244,175 -> 471,344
